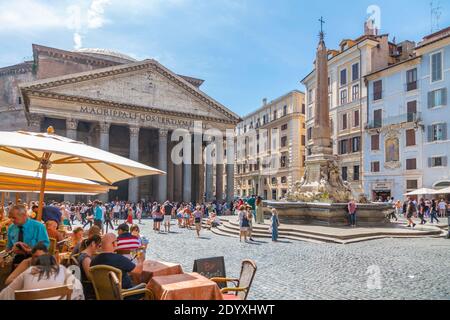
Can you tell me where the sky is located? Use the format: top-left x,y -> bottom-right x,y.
0,0 -> 449,117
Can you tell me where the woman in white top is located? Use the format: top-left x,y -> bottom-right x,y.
0,254 -> 84,300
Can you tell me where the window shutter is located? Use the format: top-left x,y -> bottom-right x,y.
442,123 -> 448,140
442,88 -> 447,106
348,138 -> 352,154
428,157 -> 432,168
427,126 -> 433,142
443,157 -> 448,167
428,91 -> 434,109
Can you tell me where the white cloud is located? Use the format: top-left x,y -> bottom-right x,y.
87,0 -> 111,29
0,0 -> 65,31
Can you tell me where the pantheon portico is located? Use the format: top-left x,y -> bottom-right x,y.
2,45 -> 240,203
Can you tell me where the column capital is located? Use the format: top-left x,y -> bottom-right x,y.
66,118 -> 78,131
129,126 -> 140,137
159,129 -> 169,138
98,122 -> 111,134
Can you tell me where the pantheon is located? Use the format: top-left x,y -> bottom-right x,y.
0,44 -> 240,204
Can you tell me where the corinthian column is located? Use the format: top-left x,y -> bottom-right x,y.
28,114 -> 43,133
128,126 -> 140,203
66,118 -> 78,140
158,129 -> 168,202
98,122 -> 110,151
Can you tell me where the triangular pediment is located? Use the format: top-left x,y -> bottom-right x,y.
20,60 -> 240,123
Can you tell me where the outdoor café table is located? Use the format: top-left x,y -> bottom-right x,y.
147,272 -> 223,300
131,260 -> 184,284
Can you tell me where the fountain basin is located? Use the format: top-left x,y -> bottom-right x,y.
264,201 -> 392,226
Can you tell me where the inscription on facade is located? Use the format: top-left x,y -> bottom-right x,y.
79,106 -> 207,129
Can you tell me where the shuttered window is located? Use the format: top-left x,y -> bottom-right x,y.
373,80 -> 382,100
428,88 -> 447,108
428,156 -> 448,168
371,134 -> 380,151
406,158 -> 417,170
406,129 -> 416,146
371,162 -> 380,173
428,123 -> 448,142
431,52 -> 443,82
407,101 -> 417,122
373,109 -> 382,128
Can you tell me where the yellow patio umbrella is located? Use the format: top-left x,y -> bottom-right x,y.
0,127 -> 165,220
0,166 -> 116,195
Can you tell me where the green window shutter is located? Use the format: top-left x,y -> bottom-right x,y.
442,88 -> 447,106
442,123 -> 448,140
428,91 -> 434,108
428,157 -> 432,168
427,125 -> 433,142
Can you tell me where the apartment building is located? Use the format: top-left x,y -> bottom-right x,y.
235,90 -> 306,200
364,26 -> 450,201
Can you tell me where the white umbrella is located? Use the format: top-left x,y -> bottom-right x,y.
404,188 -> 437,196
0,166 -> 116,195
0,127 -> 165,220
432,187 -> 450,194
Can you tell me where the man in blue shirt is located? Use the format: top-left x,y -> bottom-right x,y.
93,201 -> 103,232
7,205 -> 49,265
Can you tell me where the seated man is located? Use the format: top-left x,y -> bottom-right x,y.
5,242 -> 48,286
116,223 -> 141,258
90,233 -> 143,290
45,220 -> 64,242
7,205 -> 49,265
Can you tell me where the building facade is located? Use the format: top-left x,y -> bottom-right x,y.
0,44 -> 240,203
364,27 -> 450,201
234,90 -> 306,200
301,22 -> 413,195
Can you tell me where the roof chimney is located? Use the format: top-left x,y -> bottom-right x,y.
262,98 -> 267,106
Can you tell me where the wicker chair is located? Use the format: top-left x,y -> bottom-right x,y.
108,271 -> 154,300
48,238 -> 57,256
89,265 -> 152,300
15,285 -> 73,300
211,259 -> 257,300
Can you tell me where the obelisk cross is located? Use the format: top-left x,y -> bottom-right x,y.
319,16 -> 325,38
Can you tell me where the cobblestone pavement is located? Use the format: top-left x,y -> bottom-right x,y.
111,219 -> 450,300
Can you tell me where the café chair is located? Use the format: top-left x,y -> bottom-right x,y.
89,265 -> 151,300
15,285 -> 73,300
108,271 -> 154,300
211,259 -> 257,300
0,240 -> 6,252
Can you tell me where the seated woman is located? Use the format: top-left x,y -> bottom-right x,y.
0,254 -> 84,300
45,220 -> 64,242
70,227 -> 85,256
78,235 -> 101,300
5,242 -> 48,286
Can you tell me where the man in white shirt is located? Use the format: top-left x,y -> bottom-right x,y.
438,200 -> 447,217
113,202 -> 121,225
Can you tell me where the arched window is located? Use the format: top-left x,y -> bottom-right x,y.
433,181 -> 450,189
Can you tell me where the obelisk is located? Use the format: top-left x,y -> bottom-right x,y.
289,17 -> 352,203
311,20 -> 332,156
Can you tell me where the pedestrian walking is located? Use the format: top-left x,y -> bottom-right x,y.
246,205 -> 255,241
418,198 -> 427,225
193,206 -> 203,237
255,196 -> 264,224
270,208 -> 280,242
406,199 -> 417,228
430,199 -> 440,224
238,205 -> 249,242
163,201 -> 173,233
136,203 -> 142,224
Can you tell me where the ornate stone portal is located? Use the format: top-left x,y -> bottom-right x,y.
287,24 -> 352,204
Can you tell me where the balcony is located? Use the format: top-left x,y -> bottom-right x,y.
406,81 -> 418,92
366,112 -> 422,129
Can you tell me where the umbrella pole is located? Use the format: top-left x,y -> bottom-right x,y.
37,152 -> 51,222
15,192 -> 19,205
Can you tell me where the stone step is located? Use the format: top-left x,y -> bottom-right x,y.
211,224 -> 328,244
221,217 -> 443,240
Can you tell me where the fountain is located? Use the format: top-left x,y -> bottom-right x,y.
265,20 -> 391,226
